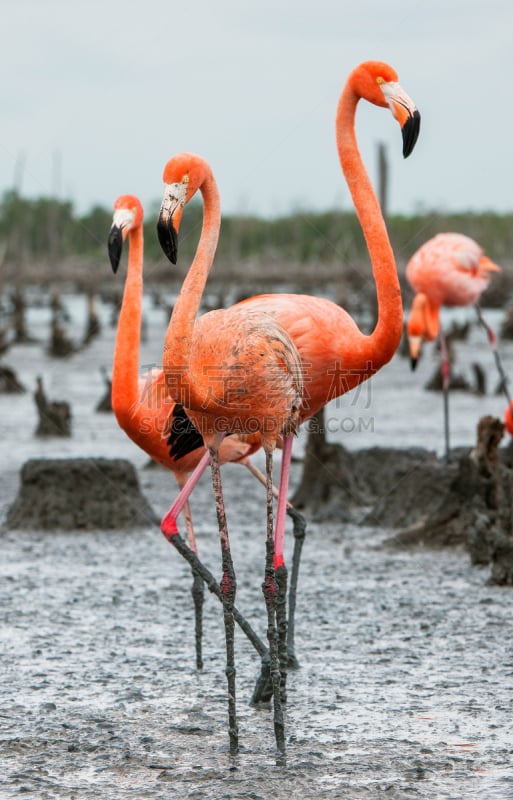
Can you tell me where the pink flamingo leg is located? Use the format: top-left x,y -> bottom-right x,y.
439,330 -> 451,463
160,448 -> 270,680
245,450 -> 304,671
273,434 -> 302,671
160,450 -> 211,539
262,448 -> 286,762
273,435 -> 293,570
180,497 -> 205,670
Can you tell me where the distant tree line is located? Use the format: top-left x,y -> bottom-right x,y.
1,189 -> 512,302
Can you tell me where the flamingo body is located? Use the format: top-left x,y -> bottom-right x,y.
168,305 -> 303,450
406,233 -> 500,347
234,293 -> 383,420
407,232 -> 498,306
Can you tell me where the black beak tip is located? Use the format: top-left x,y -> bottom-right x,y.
410,356 -> 418,372
402,109 -> 421,159
157,217 -> 179,265
108,227 -> 122,274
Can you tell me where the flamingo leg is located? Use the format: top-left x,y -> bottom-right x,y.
439,330 -> 451,463
285,506 -> 306,670
262,449 -> 286,763
161,450 -> 211,536
273,435 -> 292,697
209,446 -> 239,757
161,450 -> 269,668
182,498 -> 205,671
475,303 -> 511,404
165,530 -> 267,659
244,453 -> 306,669
243,458 -> 283,501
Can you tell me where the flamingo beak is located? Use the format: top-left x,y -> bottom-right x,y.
108,224 -> 124,274
381,82 -> 421,158
157,181 -> 187,265
108,208 -> 135,273
408,335 -> 422,370
480,256 -> 501,273
401,108 -> 421,158
156,209 -> 179,265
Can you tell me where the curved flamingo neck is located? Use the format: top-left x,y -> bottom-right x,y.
164,172 -> 221,373
336,80 -> 403,370
112,224 -> 144,421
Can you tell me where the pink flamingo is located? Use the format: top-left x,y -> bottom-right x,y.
108,194 -> 274,672
406,232 -> 503,459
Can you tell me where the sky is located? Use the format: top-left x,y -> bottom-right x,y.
2,0 -> 513,223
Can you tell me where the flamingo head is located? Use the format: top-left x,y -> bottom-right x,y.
108,194 -> 144,273
350,61 -> 421,158
157,152 -> 213,264
406,292 -> 439,370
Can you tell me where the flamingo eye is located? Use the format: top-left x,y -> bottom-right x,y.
182,174 -> 190,186
376,76 -> 384,85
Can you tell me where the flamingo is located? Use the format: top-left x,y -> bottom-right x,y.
405,232 -> 504,460
156,60 -> 421,757
107,194 -> 273,672
157,154 -> 303,759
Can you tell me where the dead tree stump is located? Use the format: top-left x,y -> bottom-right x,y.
10,287 -> 31,343
5,458 -> 158,530
34,376 -> 72,437
0,364 -> 25,393
487,428 -> 513,586
95,367 -> 112,412
290,408 -> 366,520
48,317 -> 75,357
82,292 -> 101,346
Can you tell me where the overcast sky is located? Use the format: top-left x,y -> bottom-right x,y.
3,0 -> 513,223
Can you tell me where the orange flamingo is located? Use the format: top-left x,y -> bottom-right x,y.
156,60 -> 421,757
405,232 -> 504,459
107,194 -> 272,671
157,154 -> 303,759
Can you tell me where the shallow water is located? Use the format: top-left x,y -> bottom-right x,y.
1,295 -> 513,798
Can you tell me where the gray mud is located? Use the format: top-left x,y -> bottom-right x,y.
1,296 -> 513,798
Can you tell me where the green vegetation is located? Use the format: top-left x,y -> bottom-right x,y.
1,190 -> 512,299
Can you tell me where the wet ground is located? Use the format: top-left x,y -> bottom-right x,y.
1,295 -> 513,798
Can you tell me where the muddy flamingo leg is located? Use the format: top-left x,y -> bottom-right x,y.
209,446 -> 239,756
439,330 -> 451,463
161,450 -> 211,537
262,448 -> 286,762
160,450 -> 269,669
